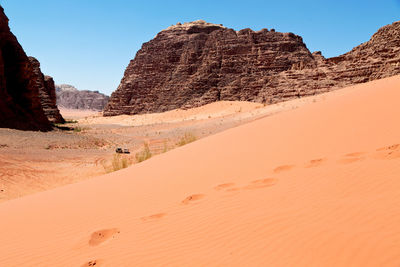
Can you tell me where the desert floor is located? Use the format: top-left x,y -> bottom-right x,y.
0,75 -> 399,266
0,97 -> 319,202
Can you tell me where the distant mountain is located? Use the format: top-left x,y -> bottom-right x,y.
56,84 -> 109,111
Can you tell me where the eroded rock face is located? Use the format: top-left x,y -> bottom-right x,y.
56,84 -> 109,111
29,57 -> 64,123
104,20 -> 400,116
0,6 -> 65,129
0,6 -> 52,130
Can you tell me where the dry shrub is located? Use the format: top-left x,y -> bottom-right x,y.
162,140 -> 169,153
135,143 -> 152,163
112,154 -> 129,171
103,154 -> 131,173
176,132 -> 197,147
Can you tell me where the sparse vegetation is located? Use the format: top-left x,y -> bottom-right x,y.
103,154 -> 131,173
112,154 -> 129,171
162,140 -> 169,153
73,127 -> 82,132
73,126 -> 89,133
53,120 -> 78,130
135,143 -> 152,163
176,132 -> 197,147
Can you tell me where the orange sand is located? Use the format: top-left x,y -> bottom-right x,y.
0,76 -> 400,266
59,108 -> 101,120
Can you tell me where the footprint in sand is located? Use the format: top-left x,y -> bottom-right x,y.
345,152 -> 365,157
81,259 -> 102,266
225,187 -> 241,192
244,178 -> 277,190
374,144 -> 400,159
338,152 -> 365,164
214,183 -> 235,191
273,165 -> 294,173
376,144 -> 399,152
305,158 -> 326,168
88,228 -> 120,246
181,194 -> 205,204
141,213 -> 167,222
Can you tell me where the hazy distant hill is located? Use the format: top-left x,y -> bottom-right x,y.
56,84 -> 109,111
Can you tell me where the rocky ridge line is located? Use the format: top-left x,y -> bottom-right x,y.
104,20 -> 400,116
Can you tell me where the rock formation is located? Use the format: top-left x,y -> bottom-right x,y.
0,6 -> 63,130
56,84 -> 109,111
29,57 -> 64,123
0,6 -> 51,130
104,20 -> 400,116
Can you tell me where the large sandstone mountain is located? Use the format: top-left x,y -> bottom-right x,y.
104,20 -> 400,116
55,84 -> 109,111
0,6 -> 63,130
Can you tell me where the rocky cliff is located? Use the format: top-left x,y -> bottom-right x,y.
104,20 -> 400,116
56,84 -> 109,111
29,57 -> 64,123
0,6 -> 52,130
0,6 -> 63,130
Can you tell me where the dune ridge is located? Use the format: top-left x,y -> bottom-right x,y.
0,75 -> 400,266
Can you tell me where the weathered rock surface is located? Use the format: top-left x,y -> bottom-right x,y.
29,57 -> 64,123
56,84 -> 109,111
0,6 -> 64,129
0,6 -> 53,130
104,20 -> 400,116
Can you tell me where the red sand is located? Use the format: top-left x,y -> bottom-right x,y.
0,76 -> 400,266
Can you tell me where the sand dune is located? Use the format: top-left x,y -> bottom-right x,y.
0,96 -> 311,203
0,76 -> 400,266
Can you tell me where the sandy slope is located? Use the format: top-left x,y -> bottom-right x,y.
0,96 -> 316,203
0,76 -> 400,266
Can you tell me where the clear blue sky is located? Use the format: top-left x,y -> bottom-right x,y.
1,0 -> 399,95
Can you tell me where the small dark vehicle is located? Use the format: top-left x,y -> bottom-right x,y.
116,147 -> 130,154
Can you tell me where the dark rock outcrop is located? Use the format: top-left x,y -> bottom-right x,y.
56,84 -> 109,111
104,20 -> 400,116
0,6 -> 64,130
29,57 -> 64,123
0,6 -> 52,130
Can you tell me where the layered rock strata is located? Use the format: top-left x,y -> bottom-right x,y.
29,57 -> 64,123
104,20 -> 400,116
